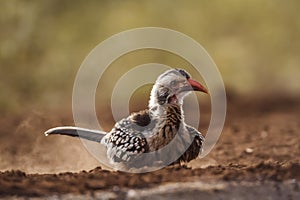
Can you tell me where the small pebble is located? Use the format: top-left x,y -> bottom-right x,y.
245,148 -> 254,154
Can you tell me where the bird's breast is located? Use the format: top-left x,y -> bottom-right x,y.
147,104 -> 183,151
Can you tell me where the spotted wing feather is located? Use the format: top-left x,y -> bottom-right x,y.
104,111 -> 151,163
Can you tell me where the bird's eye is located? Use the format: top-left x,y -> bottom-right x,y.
170,80 -> 177,86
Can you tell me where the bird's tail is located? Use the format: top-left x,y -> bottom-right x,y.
44,126 -> 106,143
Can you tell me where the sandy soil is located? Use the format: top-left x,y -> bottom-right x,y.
0,94 -> 300,198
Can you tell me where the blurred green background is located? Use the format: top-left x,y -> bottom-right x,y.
1,0 -> 300,115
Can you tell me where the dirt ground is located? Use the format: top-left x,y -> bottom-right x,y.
0,94 -> 300,198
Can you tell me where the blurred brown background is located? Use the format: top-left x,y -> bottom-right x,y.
0,0 -> 299,173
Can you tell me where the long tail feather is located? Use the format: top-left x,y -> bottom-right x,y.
44,126 -> 106,143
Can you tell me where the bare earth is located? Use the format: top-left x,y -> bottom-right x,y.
0,94 -> 300,199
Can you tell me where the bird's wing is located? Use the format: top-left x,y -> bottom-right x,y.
103,110 -> 152,163
185,125 -> 204,140
44,126 -> 106,143
130,109 -> 151,127
174,125 -> 205,163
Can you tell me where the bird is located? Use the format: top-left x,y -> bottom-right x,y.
45,68 -> 208,171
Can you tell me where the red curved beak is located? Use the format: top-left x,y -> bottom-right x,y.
188,78 -> 208,94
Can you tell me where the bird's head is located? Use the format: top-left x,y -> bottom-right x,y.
149,68 -> 208,108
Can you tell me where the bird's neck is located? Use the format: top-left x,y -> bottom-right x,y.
149,103 -> 183,123
148,86 -> 184,121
